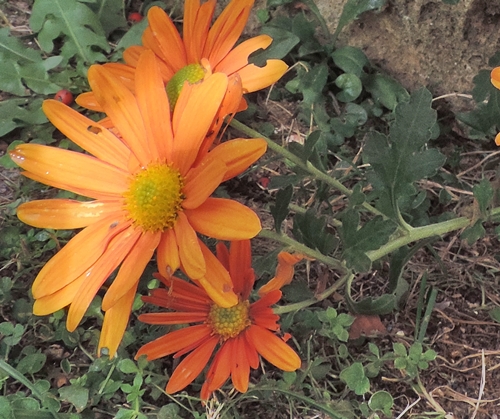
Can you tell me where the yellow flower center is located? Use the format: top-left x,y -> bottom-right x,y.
166,63 -> 206,109
124,164 -> 184,232
207,301 -> 251,340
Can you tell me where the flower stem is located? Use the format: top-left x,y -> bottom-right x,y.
230,119 -> 384,218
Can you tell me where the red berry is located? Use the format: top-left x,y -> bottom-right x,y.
258,176 -> 270,188
54,89 -> 73,105
128,12 -> 143,23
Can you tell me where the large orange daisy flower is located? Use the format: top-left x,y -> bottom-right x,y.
9,50 -> 266,357
136,240 -> 303,399
77,0 -> 288,111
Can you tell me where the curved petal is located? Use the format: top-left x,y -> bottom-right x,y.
98,282 -> 138,357
33,274 -> 87,315
172,73 -> 228,175
182,154 -> 226,209
147,6 -> 187,72
139,311 -> 207,325
10,144 -> 129,197
17,199 -> 123,229
204,0 -> 254,68
208,138 -> 267,182
102,62 -> 136,92
229,240 -> 254,298
258,252 -> 303,296
185,198 -> 261,240
135,50 -> 174,162
215,242 -> 230,271
215,34 -> 272,75
231,334 -> 250,393
195,240 -> 237,308
237,60 -> 288,93
88,65 -> 151,167
174,211 -> 205,279
156,229 -> 180,277
66,227 -> 142,331
166,335 -> 218,394
102,231 -> 161,311
246,325 -> 301,371
123,45 -> 146,67
135,324 -> 211,360
184,0 -> 216,63
141,27 -> 177,79
32,215 -> 132,298
243,330 -> 259,368
492,67 -> 500,90
43,100 -> 131,170
204,339 -> 232,394
75,92 -> 103,111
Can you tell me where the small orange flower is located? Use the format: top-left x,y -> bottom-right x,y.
77,0 -> 288,110
10,50 -> 266,357
136,240 -> 302,399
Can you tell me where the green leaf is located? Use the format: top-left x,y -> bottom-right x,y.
115,18 -> 149,51
473,178 -> 494,215
16,353 -> 47,375
59,385 -> 89,412
118,358 -> 139,374
369,391 -> 393,415
89,0 -> 128,36
293,209 -> 337,255
333,0 -> 386,41
339,362 -> 370,395
300,63 -> 329,104
331,46 -> 369,77
340,212 -> 396,272
460,220 -> 485,245
0,99 -> 48,137
0,28 -> 41,63
335,73 -> 362,102
270,185 -> 293,232
362,73 -> 409,110
489,306 -> 500,323
252,24 -> 300,63
30,0 -> 110,64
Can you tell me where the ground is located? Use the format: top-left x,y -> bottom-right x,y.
2,0 -> 500,418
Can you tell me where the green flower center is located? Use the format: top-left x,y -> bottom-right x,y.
124,164 -> 184,232
207,301 -> 251,340
166,63 -> 206,110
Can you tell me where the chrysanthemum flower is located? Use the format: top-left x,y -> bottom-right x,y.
136,240 -> 302,399
9,50 -> 266,357
76,0 -> 288,111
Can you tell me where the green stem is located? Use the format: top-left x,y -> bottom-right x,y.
259,229 -> 346,272
0,359 -> 61,419
230,119 -> 384,218
274,272 -> 353,314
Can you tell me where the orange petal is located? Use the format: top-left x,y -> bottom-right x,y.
43,100 -> 131,170
184,0 -> 216,63
102,62 -> 137,93
182,154 -> 226,209
215,242 -> 230,271
33,274 -> 87,315
204,340 -> 232,394
136,324 -> 211,360
492,67 -> 500,90
231,335 -> 250,393
156,229 -> 180,278
32,216 -> 132,298
87,65 -> 151,167
135,50 -> 173,162
138,312 -> 207,325
258,252 -> 304,296
17,199 -> 123,229
174,212 -> 206,279
185,197 -> 261,240
496,132 -> 500,146
208,138 -> 267,182
195,240 -> 237,308
246,325 -> 301,371
147,6 -> 187,72
166,335 -> 218,394
66,227 -> 142,331
10,144 -> 129,197
123,45 -> 146,67
204,0 -> 254,68
75,92 -> 103,111
171,73 -> 228,175
215,34 -> 272,75
237,60 -> 288,93
229,240 -> 254,298
98,282 -> 138,358
243,331 -> 260,368
102,231 -> 161,311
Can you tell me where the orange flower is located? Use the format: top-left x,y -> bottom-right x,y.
77,0 -> 288,110
491,67 -> 500,145
136,240 -> 302,399
9,50 -> 266,357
